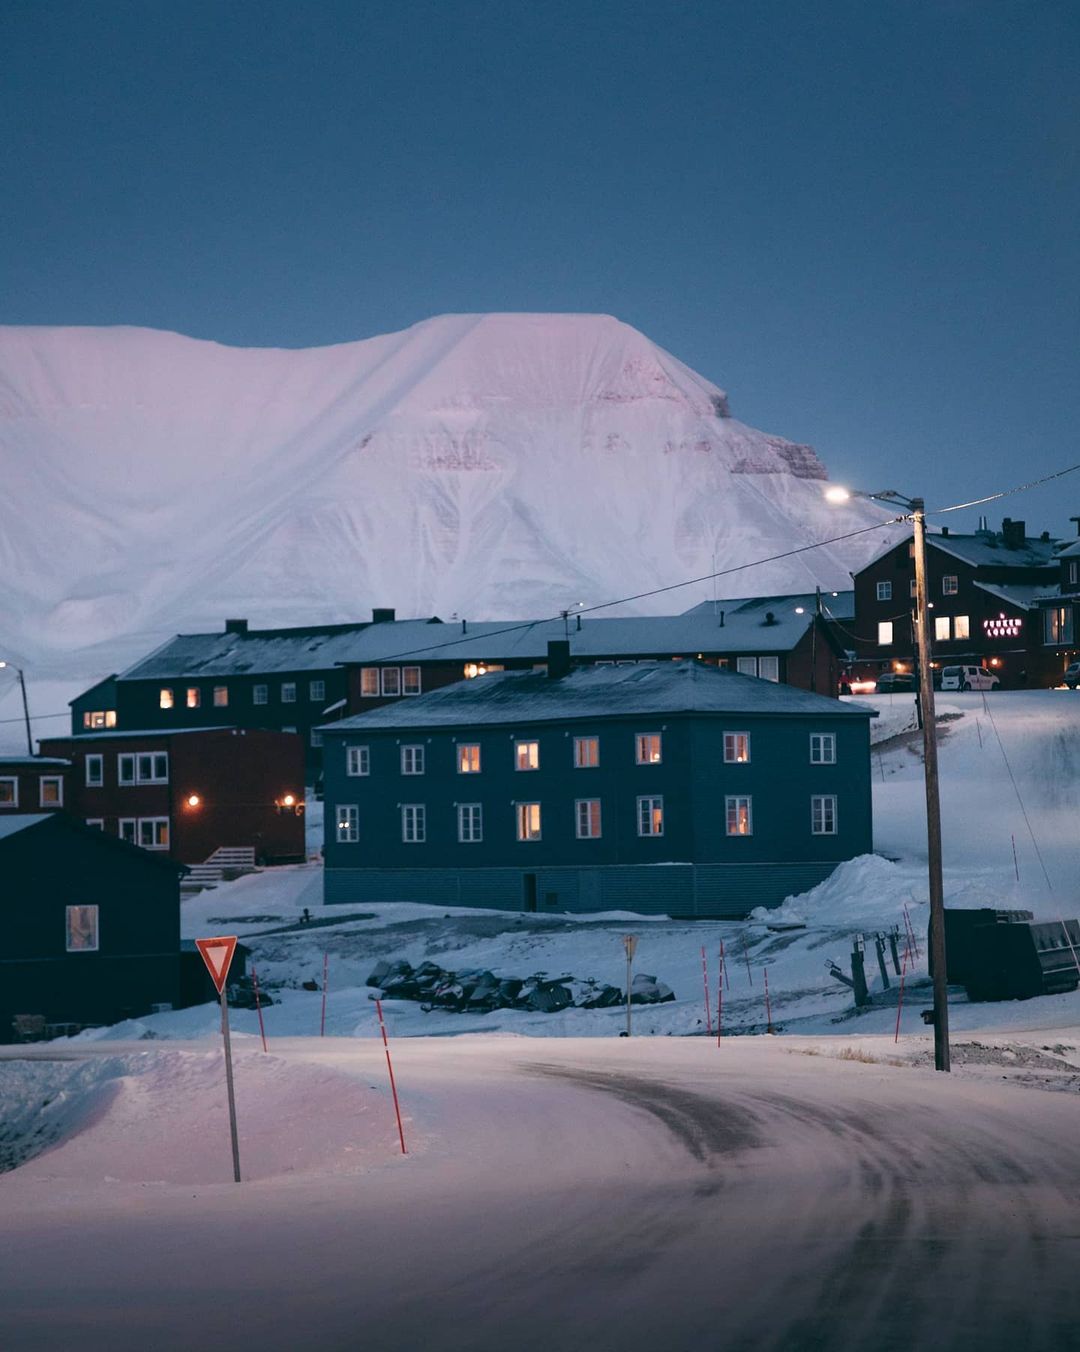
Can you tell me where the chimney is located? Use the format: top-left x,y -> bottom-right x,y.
762,611 -> 778,627
372,608 -> 396,624
547,640 -> 572,679
941,526 -> 949,537
224,618 -> 248,636
1001,518 -> 1025,550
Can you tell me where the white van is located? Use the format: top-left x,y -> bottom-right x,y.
940,664 -> 1000,692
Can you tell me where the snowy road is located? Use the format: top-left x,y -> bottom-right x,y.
3,1036 -> 1079,1351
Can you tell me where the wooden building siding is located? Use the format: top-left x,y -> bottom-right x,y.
0,760 -> 70,815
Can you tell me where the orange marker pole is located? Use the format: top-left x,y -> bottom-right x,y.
375,998 -> 407,1155
320,951 -> 329,1037
701,946 -> 712,1036
716,947 -> 723,1046
251,963 -> 268,1053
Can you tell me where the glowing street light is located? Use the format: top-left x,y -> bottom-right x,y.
828,485 -> 950,1073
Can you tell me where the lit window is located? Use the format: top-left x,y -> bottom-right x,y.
83,710 -> 116,729
878,622 -> 894,645
85,754 -> 103,786
119,818 -> 137,843
336,805 -> 359,843
281,682 -> 296,704
458,803 -> 483,843
811,794 -> 837,835
515,740 -> 540,771
0,777 -> 18,807
910,579 -> 918,598
758,656 -> 779,682
346,745 -> 369,776
159,688 -> 174,709
810,733 -> 836,765
464,662 -> 504,679
186,687 -> 201,708
573,736 -> 599,768
402,666 -> 422,696
253,684 -> 268,705
954,615 -> 970,640
66,905 -> 99,953
401,744 -> 425,775
723,732 -> 750,763
381,668 -> 401,697
515,802 -> 541,841
726,796 -> 752,836
138,817 -> 169,849
360,668 -> 380,697
402,804 -> 426,843
39,777 -> 63,806
876,581 -> 892,601
309,680 -> 326,702
1044,608 -> 1074,645
935,616 -> 951,642
213,686 -> 228,707
942,576 -> 959,596
637,795 -> 664,836
635,733 -> 662,765
458,743 -> 481,773
576,799 -> 602,839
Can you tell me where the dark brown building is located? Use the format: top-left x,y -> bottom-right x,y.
0,756 -> 71,816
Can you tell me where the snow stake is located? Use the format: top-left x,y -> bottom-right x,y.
701,946 -> 713,1036
903,904 -> 921,961
375,998 -> 407,1155
763,966 -> 774,1034
1011,834 -> 1020,882
741,932 -> 754,987
320,951 -> 329,1037
623,934 -> 638,1037
894,950 -> 908,1044
716,946 -> 724,1046
194,935 -> 242,1183
251,962 -> 268,1053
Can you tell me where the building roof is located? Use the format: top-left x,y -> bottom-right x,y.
971,582 -> 1050,611
0,757 -> 71,767
115,623 -> 400,680
323,660 -> 874,734
860,528 -> 1061,574
0,814 -> 47,841
0,812 -> 187,873
44,726 -> 292,744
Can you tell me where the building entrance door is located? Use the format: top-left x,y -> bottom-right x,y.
523,873 -> 537,912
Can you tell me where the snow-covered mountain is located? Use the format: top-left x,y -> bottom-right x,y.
0,313 -> 896,674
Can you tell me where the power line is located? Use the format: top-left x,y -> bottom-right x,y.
930,462 -> 1080,516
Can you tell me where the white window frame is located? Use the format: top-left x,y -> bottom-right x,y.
40,776 -> 64,807
736,656 -> 758,677
118,752 -> 168,786
954,615 -> 970,640
309,679 -> 326,703
723,732 -> 750,764
346,745 -> 370,777
515,740 -> 540,771
1070,561 -> 1079,587
281,682 -> 297,704
381,668 -> 401,697
637,795 -> 664,837
810,732 -> 836,765
66,904 -> 99,953
811,794 -> 838,835
401,744 -> 425,775
942,575 -> 959,596
119,818 -> 137,843
402,666 -> 422,696
758,656 -> 780,683
310,730 -> 324,748
726,795 -> 753,836
878,621 -> 894,646
457,803 -> 483,843
186,686 -> 201,709
86,818 -> 104,830
0,776 -> 18,808
575,798 -> 602,839
85,754 -> 104,787
253,684 -> 268,705
876,581 -> 892,601
457,743 -> 482,774
635,733 -> 662,765
137,817 -> 170,850
515,802 -> 542,842
402,803 -> 426,843
573,735 -> 600,768
336,805 -> 359,843
360,667 -> 380,697
935,615 -> 951,642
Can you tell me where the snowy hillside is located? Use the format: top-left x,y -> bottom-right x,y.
0,314 -> 895,675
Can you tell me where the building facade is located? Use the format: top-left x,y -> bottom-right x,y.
0,756 -> 71,815
322,655 -> 874,919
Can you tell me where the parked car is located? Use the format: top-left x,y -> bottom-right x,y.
875,672 -> 917,693
1061,662 -> 1080,689
940,664 -> 1000,692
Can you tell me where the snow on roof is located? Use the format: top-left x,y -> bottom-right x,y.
117,624 -> 394,680
0,814 -> 51,841
930,534 -> 1060,570
0,757 -> 71,766
972,583 -> 1050,611
324,661 -> 873,734
48,726 -> 247,743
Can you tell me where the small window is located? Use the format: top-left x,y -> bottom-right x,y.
118,818 -> 137,843
759,656 -> 780,682
575,798 -> 602,839
213,686 -> 228,707
66,905 -> 99,953
0,777 -> 18,807
942,576 -> 959,596
402,804 -> 426,843
637,795 -> 663,836
360,668 -> 380,697
876,581 -> 892,601
83,710 -> 116,729
811,794 -> 837,835
118,754 -> 135,785
935,616 -> 951,642
458,803 -> 483,843
908,543 -> 916,558
878,622 -> 894,646
515,802 -> 542,841
810,733 -> 836,765
309,679 -> 326,702
39,776 -> 63,806
573,736 -> 599,768
458,743 -> 481,773
954,615 -> 970,640
910,579 -> 918,598
281,682 -> 297,704
130,752 -> 168,785
635,733 -> 662,765
159,687 -> 174,709
401,744 -> 425,775
1069,561 -> 1078,587
381,668 -> 401,697
310,730 -> 323,748
726,795 -> 752,836
186,687 -> 201,708
85,754 -> 103,786
723,732 -> 750,763
138,817 -> 169,849
402,666 -> 422,696
346,745 -> 370,776
736,657 -> 758,677
253,684 -> 268,705
515,740 -> 540,771
336,805 -> 359,843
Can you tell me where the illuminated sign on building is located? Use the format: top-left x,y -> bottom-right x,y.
983,612 -> 1023,639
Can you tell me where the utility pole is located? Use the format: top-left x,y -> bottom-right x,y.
0,662 -> 33,755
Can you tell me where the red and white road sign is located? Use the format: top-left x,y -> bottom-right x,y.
195,936 -> 239,994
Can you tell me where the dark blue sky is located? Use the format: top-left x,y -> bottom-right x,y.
3,0 -> 1078,533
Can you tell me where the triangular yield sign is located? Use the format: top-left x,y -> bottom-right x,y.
195,935 -> 239,995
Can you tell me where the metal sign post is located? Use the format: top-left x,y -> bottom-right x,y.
195,935 -> 242,1183
623,935 -> 638,1037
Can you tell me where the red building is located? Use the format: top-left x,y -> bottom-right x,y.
0,756 -> 70,815
38,727 -> 306,867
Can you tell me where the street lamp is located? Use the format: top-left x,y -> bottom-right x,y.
827,486 -> 950,1073
0,660 -> 33,756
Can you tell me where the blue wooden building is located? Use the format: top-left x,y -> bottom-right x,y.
322,650 -> 875,918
